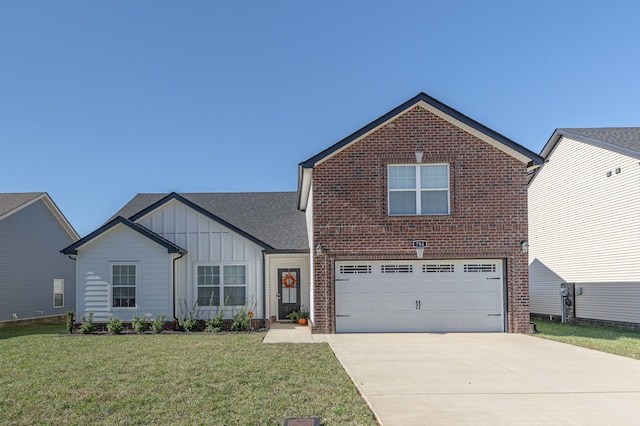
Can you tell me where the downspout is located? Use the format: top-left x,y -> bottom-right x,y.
262,251 -> 266,328
172,252 -> 185,325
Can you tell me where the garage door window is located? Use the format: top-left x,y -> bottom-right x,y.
464,263 -> 496,273
388,164 -> 450,215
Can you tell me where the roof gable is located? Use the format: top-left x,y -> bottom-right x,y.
111,192 -> 309,251
297,92 -> 543,210
541,128 -> 640,160
299,92 -> 542,168
0,192 -> 79,241
61,216 -> 186,255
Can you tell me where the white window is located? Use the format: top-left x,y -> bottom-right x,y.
388,164 -> 450,215
112,265 -> 136,308
53,279 -> 64,308
197,264 -> 246,306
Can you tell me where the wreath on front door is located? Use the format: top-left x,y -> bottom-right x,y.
282,272 -> 297,288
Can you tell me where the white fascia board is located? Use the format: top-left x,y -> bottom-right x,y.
298,168 -> 313,211
313,101 -> 532,167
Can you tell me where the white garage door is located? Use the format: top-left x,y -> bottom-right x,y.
335,259 -> 505,333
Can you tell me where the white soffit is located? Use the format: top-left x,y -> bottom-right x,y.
313,101 -> 531,167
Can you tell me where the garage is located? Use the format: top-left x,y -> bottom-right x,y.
335,259 -> 505,333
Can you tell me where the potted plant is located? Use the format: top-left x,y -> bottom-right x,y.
287,306 -> 309,325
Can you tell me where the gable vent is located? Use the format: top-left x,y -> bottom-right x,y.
464,264 -> 496,273
381,264 -> 413,274
423,264 -> 454,273
339,265 -> 372,274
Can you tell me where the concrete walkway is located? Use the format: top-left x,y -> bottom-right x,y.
262,322 -> 327,343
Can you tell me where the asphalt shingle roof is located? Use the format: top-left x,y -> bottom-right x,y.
556,127 -> 640,157
111,192 -> 309,251
0,192 -> 45,218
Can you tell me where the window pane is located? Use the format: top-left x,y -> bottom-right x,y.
421,191 -> 449,214
54,294 -> 63,307
420,165 -> 448,189
224,286 -> 246,305
198,266 -> 219,285
197,286 -> 220,306
224,266 -> 246,285
389,166 -> 416,190
389,191 -> 416,215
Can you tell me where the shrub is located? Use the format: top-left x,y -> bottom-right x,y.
178,300 -> 199,332
132,313 -> 148,333
231,297 -> 256,332
205,293 -> 226,333
79,312 -> 96,334
107,316 -> 124,334
151,314 -> 167,334
65,311 -> 75,334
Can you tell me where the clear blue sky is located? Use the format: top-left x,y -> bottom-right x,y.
2,1 -> 640,236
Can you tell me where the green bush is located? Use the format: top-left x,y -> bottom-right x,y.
205,293 -> 226,333
65,311 -> 75,334
151,314 -> 167,334
230,297 -> 255,332
132,314 -> 148,333
178,300 -> 199,332
79,312 -> 96,334
107,316 -> 124,334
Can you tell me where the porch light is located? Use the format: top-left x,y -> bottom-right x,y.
315,243 -> 323,256
521,241 -> 529,254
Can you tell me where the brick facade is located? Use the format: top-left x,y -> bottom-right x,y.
309,105 -> 532,334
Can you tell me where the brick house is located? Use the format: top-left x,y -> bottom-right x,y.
297,93 -> 543,333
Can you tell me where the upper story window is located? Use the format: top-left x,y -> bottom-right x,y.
388,164 -> 450,215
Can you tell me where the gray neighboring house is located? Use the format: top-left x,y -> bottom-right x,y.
62,192 -> 309,324
0,193 -> 79,322
528,128 -> 640,326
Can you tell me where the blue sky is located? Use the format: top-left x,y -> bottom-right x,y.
2,1 -> 640,236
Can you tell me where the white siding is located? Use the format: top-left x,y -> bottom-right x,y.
529,136 -> 640,317
75,224 -> 173,322
137,199 -> 265,318
265,253 -> 310,320
576,282 -> 640,323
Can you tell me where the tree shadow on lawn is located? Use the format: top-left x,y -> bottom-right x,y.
0,321 -> 67,340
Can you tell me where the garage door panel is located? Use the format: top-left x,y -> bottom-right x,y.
335,259 -> 504,333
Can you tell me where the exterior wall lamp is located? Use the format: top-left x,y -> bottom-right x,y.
315,243 -> 323,256
521,241 -> 529,254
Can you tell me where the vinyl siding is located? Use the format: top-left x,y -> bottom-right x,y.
576,282 -> 640,323
137,199 -> 265,318
529,136 -> 640,318
0,198 -> 76,321
75,224 -> 172,322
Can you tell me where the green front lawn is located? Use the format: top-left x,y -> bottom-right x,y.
534,319 -> 640,360
0,323 -> 377,425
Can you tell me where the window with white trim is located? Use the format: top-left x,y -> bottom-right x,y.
112,265 -> 136,308
53,279 -> 64,308
197,264 -> 246,306
388,164 -> 450,215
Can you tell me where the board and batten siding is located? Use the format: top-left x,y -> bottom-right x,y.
136,199 -> 265,318
265,253 -> 310,320
0,198 -> 76,321
529,136 -> 640,319
75,225 -> 173,322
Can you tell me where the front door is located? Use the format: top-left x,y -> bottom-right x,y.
278,268 -> 301,319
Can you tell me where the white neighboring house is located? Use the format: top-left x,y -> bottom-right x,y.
62,192 -> 309,324
528,128 -> 640,324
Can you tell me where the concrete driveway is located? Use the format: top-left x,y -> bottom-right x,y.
324,333 -> 640,426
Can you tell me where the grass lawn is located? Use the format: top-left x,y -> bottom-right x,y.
0,322 -> 377,425
534,319 -> 640,360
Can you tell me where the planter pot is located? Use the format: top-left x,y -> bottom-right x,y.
298,318 -> 307,325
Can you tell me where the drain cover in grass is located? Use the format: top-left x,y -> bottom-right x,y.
283,418 -> 320,426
